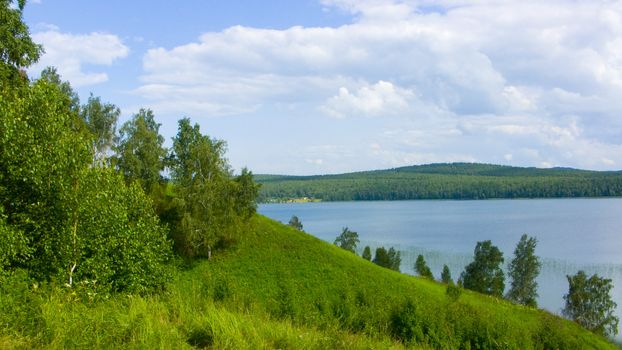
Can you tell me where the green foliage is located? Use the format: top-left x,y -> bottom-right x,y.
72,167 -> 172,293
445,283 -> 462,302
0,269 -> 45,338
287,215 -> 303,231
414,254 -> 433,279
389,299 -> 424,344
0,75 -> 171,293
334,227 -> 360,253
80,93 -> 120,162
0,206 -> 31,273
233,167 -> 261,220
0,78 -> 92,280
507,234 -> 541,307
256,163 -> 622,202
0,0 -> 43,83
362,246 -> 372,261
169,118 -> 257,259
461,240 -> 505,297
441,264 -> 452,284
114,108 -> 167,192
563,271 -> 619,337
373,246 -> 401,272
37,67 -> 80,112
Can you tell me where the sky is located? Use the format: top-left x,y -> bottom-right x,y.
22,0 -> 622,175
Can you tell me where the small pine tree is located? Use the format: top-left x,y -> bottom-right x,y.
506,234 -> 541,307
441,265 -> 452,284
362,246 -> 372,261
373,247 -> 390,268
373,246 -> 401,272
414,255 -> 434,279
388,247 -> 401,272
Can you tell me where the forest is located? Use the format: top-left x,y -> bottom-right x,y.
256,163 -> 622,202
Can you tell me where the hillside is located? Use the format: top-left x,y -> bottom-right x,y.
3,215 -> 616,349
256,163 -> 622,202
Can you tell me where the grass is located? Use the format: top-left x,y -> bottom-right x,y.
0,215 -> 618,349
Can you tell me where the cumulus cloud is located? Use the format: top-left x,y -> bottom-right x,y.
321,81 -> 415,118
30,29 -> 129,87
138,0 -> 622,172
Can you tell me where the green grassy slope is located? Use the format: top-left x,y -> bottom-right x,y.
256,163 -> 622,201
195,216 -> 616,349
1,215 -> 617,349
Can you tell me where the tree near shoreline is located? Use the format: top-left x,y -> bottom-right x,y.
362,246 -> 372,261
461,240 -> 505,297
441,265 -> 452,284
563,271 -> 619,337
288,215 -> 303,231
334,227 -> 359,253
373,247 -> 401,272
414,255 -> 433,280
506,234 -> 541,307
168,118 -> 258,259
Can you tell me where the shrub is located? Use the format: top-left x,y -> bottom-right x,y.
446,283 -> 462,302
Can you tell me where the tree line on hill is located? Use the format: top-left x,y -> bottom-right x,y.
0,0 -> 259,294
289,216 -> 619,338
257,167 -> 622,202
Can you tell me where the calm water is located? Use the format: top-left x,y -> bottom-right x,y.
259,198 -> 622,337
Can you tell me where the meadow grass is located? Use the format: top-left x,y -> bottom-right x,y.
0,215 -> 618,349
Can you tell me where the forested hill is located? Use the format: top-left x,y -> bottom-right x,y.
256,163 -> 622,202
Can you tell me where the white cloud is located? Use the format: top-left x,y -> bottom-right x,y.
137,0 -> 622,172
30,29 -> 129,87
321,81 -> 415,118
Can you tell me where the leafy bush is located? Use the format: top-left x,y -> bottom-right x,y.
446,283 -> 462,302
73,168 -> 172,293
390,299 -> 424,344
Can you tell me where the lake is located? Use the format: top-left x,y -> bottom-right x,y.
259,198 -> 622,338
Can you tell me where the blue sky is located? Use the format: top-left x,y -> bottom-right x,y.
22,0 -> 622,174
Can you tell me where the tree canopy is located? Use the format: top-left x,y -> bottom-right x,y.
333,227 -> 359,253
563,271 -> 619,337
362,246 -> 372,261
114,109 -> 167,192
414,255 -> 433,280
288,215 -> 303,231
373,247 -> 401,272
441,265 -> 452,284
0,78 -> 171,292
506,234 -> 541,307
80,93 -> 120,163
0,0 -> 42,83
460,240 -> 505,297
168,118 -> 258,259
